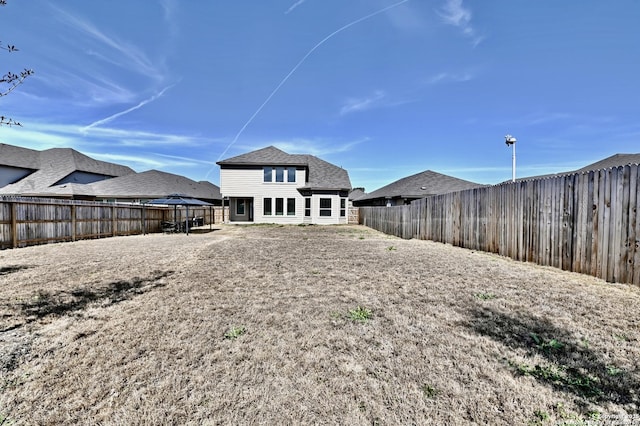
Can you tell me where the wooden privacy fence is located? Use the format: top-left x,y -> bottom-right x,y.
359,165 -> 640,286
0,197 -> 164,249
0,197 -> 220,250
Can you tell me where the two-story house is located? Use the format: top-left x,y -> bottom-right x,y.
216,146 -> 352,224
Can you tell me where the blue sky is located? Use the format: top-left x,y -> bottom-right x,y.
1,0 -> 639,192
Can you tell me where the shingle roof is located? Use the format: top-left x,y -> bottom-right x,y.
303,155 -> 351,190
357,170 -> 483,202
574,153 -> 640,173
349,188 -> 366,201
0,143 -> 40,169
0,146 -> 135,196
0,143 -> 220,201
218,146 -> 352,191
512,153 -> 640,183
87,170 -> 221,201
217,146 -> 308,166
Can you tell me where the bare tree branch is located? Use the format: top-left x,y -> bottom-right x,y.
1,68 -> 34,97
0,115 -> 22,126
1,0 -> 33,126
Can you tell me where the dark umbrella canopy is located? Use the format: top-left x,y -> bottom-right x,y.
144,194 -> 213,234
145,194 -> 213,206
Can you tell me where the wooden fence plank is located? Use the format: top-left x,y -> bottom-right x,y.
607,168 -> 619,282
633,165 -> 640,285
619,165 -> 632,283
358,164 -> 640,286
561,174 -> 574,271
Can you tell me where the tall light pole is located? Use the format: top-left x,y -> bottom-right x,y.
505,134 -> 517,182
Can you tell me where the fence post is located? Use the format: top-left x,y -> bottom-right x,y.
10,201 -> 18,249
112,205 -> 117,237
71,204 -> 77,242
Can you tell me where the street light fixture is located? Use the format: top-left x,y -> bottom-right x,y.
505,134 -> 517,182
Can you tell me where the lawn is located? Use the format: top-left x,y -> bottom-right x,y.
1,224 -> 638,425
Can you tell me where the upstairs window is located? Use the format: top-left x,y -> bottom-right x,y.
263,166 -> 296,183
263,167 -> 272,182
275,167 -> 285,182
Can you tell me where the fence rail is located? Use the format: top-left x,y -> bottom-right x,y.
359,165 -> 640,286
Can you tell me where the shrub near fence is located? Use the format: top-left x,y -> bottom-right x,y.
360,165 -> 640,287
0,197 -> 169,249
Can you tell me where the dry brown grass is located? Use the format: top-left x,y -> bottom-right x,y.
1,224 -> 639,425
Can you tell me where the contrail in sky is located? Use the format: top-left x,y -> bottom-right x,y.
213,0 -> 410,167
285,0 -> 306,14
82,84 -> 175,131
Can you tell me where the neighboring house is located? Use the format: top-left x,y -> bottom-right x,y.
348,187 -> 366,207
354,170 -> 483,207
573,153 -> 640,173
509,153 -> 640,183
217,146 -> 352,224
0,143 -> 221,203
0,143 -> 134,198
86,170 -> 221,204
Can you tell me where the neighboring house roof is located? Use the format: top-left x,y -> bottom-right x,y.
0,145 -> 135,197
87,170 -> 221,201
0,143 -> 221,201
349,187 -> 366,201
0,143 -> 41,170
512,153 -> 640,183
357,170 -> 483,202
217,146 -> 352,191
574,153 -> 640,173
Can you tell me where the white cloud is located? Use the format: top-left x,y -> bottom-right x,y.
40,67 -> 138,106
438,0 -> 471,29
340,91 -> 386,115
84,151 -> 216,171
84,152 -> 167,170
52,7 -> 162,80
437,0 -> 484,46
274,138 -> 368,156
154,153 -> 218,166
160,0 -> 180,38
3,119 -> 224,177
428,71 -> 474,85
383,2 -> 427,32
4,120 -> 214,152
231,137 -> 368,159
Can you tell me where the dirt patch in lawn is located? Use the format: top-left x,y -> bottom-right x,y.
1,225 -> 638,425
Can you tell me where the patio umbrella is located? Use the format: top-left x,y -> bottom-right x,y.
145,194 -> 213,235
